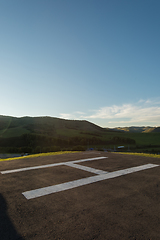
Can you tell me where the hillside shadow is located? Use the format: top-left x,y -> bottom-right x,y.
0,193 -> 24,240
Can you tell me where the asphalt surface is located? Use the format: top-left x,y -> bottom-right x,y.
0,151 -> 160,240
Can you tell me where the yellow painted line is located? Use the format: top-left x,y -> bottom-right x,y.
0,151 -> 79,162
114,152 -> 160,158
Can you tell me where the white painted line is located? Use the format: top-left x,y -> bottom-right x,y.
1,162 -> 65,174
65,162 -> 108,174
1,157 -> 107,174
69,157 -> 107,164
22,163 -> 159,200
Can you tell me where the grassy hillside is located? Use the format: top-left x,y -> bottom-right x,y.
151,127 -> 160,133
0,115 -> 160,154
0,115 -> 105,138
101,131 -> 160,145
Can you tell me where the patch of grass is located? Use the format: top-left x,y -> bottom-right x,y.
56,128 -> 81,137
125,132 -> 160,145
0,126 -> 30,138
0,151 -> 79,162
114,152 -> 160,158
101,132 -> 160,145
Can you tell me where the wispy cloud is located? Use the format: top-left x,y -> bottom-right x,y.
59,98 -> 160,126
59,113 -> 74,119
85,99 -> 160,124
59,112 -> 85,120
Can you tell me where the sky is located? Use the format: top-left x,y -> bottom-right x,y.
0,0 -> 160,128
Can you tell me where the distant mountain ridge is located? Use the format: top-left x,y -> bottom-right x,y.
111,126 -> 160,133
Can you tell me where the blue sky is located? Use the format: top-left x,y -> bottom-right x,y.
0,0 -> 160,127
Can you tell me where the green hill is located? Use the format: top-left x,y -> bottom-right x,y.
0,115 -> 160,155
0,115 -> 106,138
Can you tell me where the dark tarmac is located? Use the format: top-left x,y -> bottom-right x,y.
0,151 -> 160,240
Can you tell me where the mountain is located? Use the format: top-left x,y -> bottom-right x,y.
0,115 -> 120,153
0,115 -> 107,138
111,126 -> 159,133
1,115 -> 159,138
149,127 -> 160,133
1,115 -> 160,154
